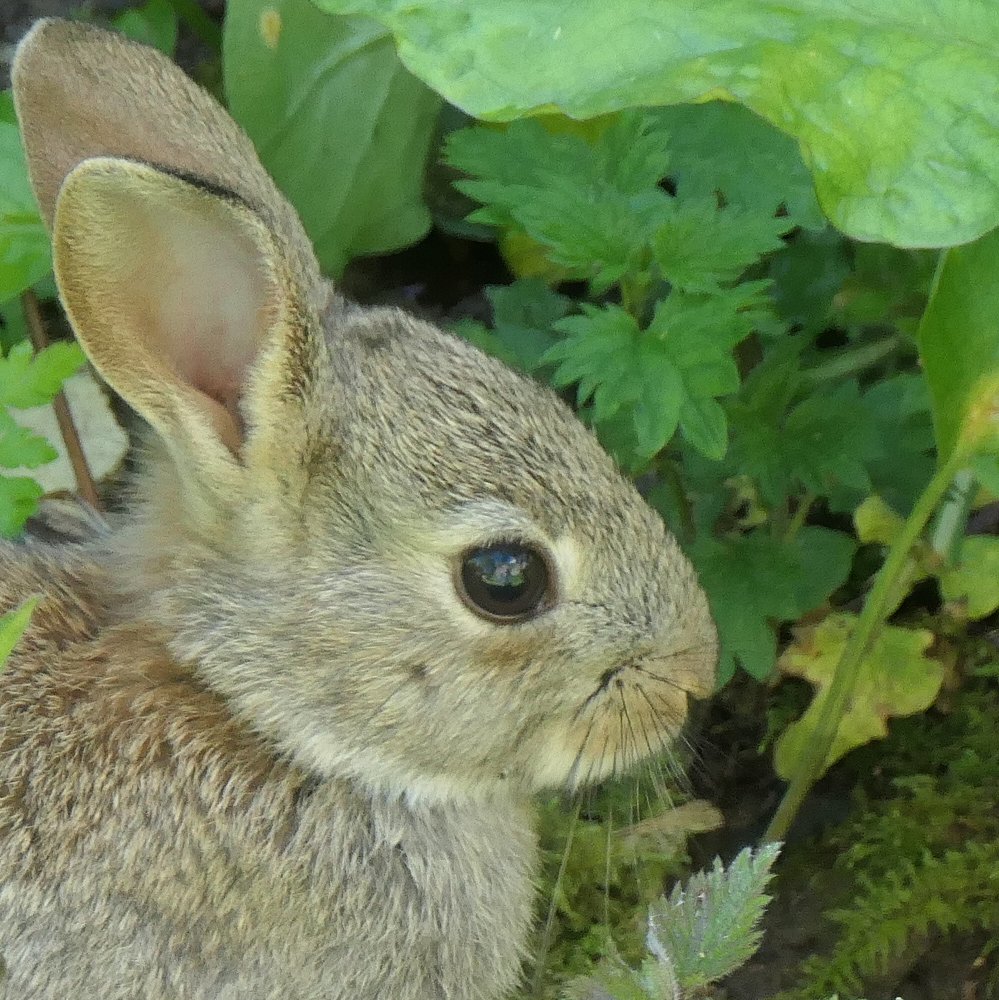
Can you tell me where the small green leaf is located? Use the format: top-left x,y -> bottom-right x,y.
0,410 -> 57,469
656,101 -> 824,230
0,474 -> 44,537
225,0 -> 441,276
917,229 -> 999,462
645,844 -> 780,991
939,536 -> 999,620
0,340 -> 86,409
774,614 -> 945,779
691,527 -> 855,682
652,197 -> 789,293
0,597 -> 37,668
678,396 -> 728,461
315,0 -> 999,247
447,114 -> 673,291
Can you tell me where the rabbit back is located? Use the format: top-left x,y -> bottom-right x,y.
0,543 -> 536,1000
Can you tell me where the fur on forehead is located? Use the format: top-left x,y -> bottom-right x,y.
310,304 -> 640,536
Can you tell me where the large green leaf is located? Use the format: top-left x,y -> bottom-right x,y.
225,0 -> 442,276
312,0 -> 999,248
917,229 -> 999,464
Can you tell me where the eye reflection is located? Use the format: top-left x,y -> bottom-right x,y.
458,543 -> 552,622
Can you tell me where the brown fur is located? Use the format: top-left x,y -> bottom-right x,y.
0,19 -> 717,999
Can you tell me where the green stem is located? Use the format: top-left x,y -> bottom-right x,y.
800,334 -> 906,386
763,450 -> 964,844
784,491 -> 816,544
929,466 -> 974,565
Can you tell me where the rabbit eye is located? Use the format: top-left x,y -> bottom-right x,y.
458,543 -> 552,623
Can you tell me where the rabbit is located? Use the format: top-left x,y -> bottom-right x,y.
0,18 -> 718,1000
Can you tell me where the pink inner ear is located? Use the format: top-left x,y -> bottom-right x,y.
129,192 -> 276,450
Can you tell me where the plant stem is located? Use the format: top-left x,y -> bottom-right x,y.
929,466 -> 974,565
762,450 -> 964,844
800,334 -> 907,386
22,291 -> 103,513
784,491 -> 816,543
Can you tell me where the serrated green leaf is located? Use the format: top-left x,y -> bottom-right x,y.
916,229 -> 999,463
0,340 -> 86,409
769,228 -> 850,337
0,597 -> 37,668
0,410 -> 57,469
0,474 -> 44,537
678,396 -> 727,461
225,0 -> 441,276
448,114 -> 673,291
775,614 -> 945,778
652,197 -> 789,293
690,527 -> 855,682
655,101 -> 824,230
314,0 -> 999,248
646,844 -> 779,991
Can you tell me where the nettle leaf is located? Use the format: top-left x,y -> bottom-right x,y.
0,598 -> 37,668
0,340 -> 86,409
655,101 -> 824,230
774,613 -> 945,779
648,289 -> 771,460
728,364 -> 933,516
769,228 -> 851,337
0,410 -> 57,469
452,279 -> 572,372
652,197 -> 790,293
0,92 -> 52,303
447,114 -> 673,290
691,526 -> 855,682
939,537 -> 999,620
316,0 -> 999,248
546,289 -> 765,462
225,0 -> 441,276
0,475 -> 43,538
546,305 -> 684,458
646,844 -> 779,992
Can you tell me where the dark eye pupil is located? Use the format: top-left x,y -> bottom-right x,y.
459,544 -> 550,622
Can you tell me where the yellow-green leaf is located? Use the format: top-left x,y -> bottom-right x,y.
939,536 -> 999,620
774,613 -> 943,779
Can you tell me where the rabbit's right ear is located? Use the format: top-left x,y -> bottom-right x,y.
12,20 -> 328,502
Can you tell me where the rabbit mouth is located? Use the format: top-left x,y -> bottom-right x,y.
530,648 -> 710,792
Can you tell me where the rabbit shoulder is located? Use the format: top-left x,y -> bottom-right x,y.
0,541 -> 535,1000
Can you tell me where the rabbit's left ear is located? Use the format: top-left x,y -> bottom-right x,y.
52,158 -> 302,468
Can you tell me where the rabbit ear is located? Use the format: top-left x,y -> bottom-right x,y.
52,158 -> 302,476
12,18 -> 320,293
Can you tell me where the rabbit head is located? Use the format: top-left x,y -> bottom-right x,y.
13,20 -> 717,803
